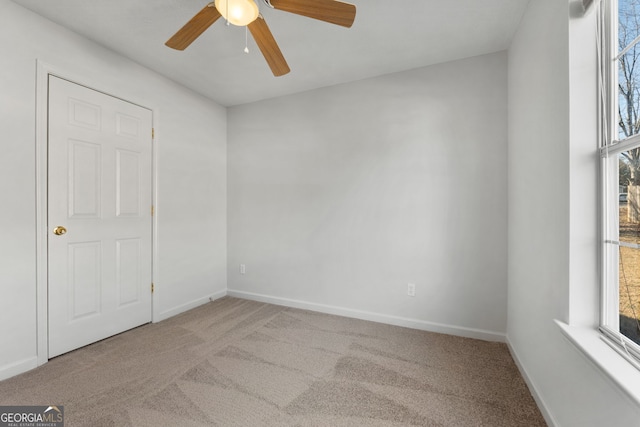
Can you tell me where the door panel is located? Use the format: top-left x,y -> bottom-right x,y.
69,241 -> 102,319
116,149 -> 141,217
116,238 -> 142,307
68,139 -> 101,218
68,97 -> 101,130
116,113 -> 141,138
48,76 -> 152,358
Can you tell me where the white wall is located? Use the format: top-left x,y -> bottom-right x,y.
508,0 -> 640,425
227,52 -> 508,340
0,1 -> 227,380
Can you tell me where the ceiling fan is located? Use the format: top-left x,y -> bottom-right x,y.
165,0 -> 356,77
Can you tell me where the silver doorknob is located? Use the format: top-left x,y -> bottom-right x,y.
53,226 -> 67,236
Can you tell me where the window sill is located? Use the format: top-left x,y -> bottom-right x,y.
555,320 -> 640,407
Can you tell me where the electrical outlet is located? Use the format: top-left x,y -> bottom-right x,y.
240,264 -> 246,275
407,283 -> 416,297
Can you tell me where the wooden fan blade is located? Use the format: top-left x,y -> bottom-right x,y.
165,4 -> 222,50
248,16 -> 290,77
269,0 -> 356,28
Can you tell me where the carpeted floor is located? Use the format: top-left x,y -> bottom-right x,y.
0,297 -> 546,426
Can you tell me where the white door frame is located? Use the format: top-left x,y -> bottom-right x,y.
35,60 -> 159,366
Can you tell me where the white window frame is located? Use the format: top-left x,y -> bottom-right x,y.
600,0 -> 640,369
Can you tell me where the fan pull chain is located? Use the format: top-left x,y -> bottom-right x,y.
225,0 -> 230,25
244,26 -> 249,53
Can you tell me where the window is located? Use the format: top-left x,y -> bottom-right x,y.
601,0 -> 640,366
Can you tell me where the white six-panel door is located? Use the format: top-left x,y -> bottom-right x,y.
48,76 -> 152,358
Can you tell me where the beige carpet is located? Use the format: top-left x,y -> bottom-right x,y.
0,297 -> 546,426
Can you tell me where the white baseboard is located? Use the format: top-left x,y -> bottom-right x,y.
155,289 -> 227,322
0,356 -> 38,382
227,289 -> 506,342
0,292 -> 229,381
507,338 -> 557,427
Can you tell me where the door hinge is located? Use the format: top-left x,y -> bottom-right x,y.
152,128 -> 155,139
151,205 -> 154,216
151,283 -> 154,293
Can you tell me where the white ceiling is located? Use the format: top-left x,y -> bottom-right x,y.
11,0 -> 530,106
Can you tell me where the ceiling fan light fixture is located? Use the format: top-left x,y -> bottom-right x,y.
214,0 -> 259,26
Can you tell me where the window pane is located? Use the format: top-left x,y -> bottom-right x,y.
619,151 -> 640,344
618,53 -> 640,139
620,0 -> 640,53
618,0 -> 640,139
